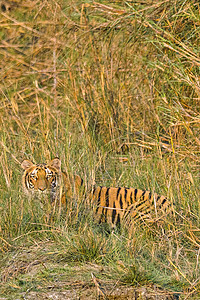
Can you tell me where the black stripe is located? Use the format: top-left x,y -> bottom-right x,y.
98,215 -> 102,224
119,194 -> 123,210
81,178 -> 83,186
112,202 -> 116,224
104,188 -> 110,222
104,207 -> 107,223
141,190 -> 146,199
105,188 -> 110,207
96,187 -> 102,214
134,191 -> 147,209
116,214 -> 121,227
92,186 -> 96,195
155,196 -> 160,203
124,188 -> 127,201
134,189 -> 138,200
116,187 -> 121,199
130,192 -> 133,204
158,198 -> 167,209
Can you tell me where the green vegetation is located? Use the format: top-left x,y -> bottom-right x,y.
0,0 -> 199,298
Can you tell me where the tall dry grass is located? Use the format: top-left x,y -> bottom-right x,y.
0,0 -> 200,298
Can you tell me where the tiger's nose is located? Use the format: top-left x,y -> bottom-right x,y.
38,187 -> 46,191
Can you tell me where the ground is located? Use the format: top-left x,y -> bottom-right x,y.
0,242 -> 180,300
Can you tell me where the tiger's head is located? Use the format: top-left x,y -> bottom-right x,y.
21,158 -> 61,196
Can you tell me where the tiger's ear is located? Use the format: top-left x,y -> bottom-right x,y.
21,160 -> 34,170
48,158 -> 61,171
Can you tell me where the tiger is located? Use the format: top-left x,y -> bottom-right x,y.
21,157 -> 83,208
89,186 -> 171,228
21,158 -> 171,227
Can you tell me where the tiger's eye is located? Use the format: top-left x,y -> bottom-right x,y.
30,174 -> 37,180
46,174 -> 52,180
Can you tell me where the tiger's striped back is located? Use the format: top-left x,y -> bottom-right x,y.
89,186 -> 170,227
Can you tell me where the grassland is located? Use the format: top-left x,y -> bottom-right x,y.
0,0 -> 200,299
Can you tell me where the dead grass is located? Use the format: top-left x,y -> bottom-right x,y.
0,0 -> 200,298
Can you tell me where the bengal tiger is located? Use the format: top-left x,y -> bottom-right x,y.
21,158 -> 171,227
21,157 -> 83,207
89,186 -> 171,228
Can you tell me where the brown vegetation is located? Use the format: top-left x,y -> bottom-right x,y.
0,0 -> 199,298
